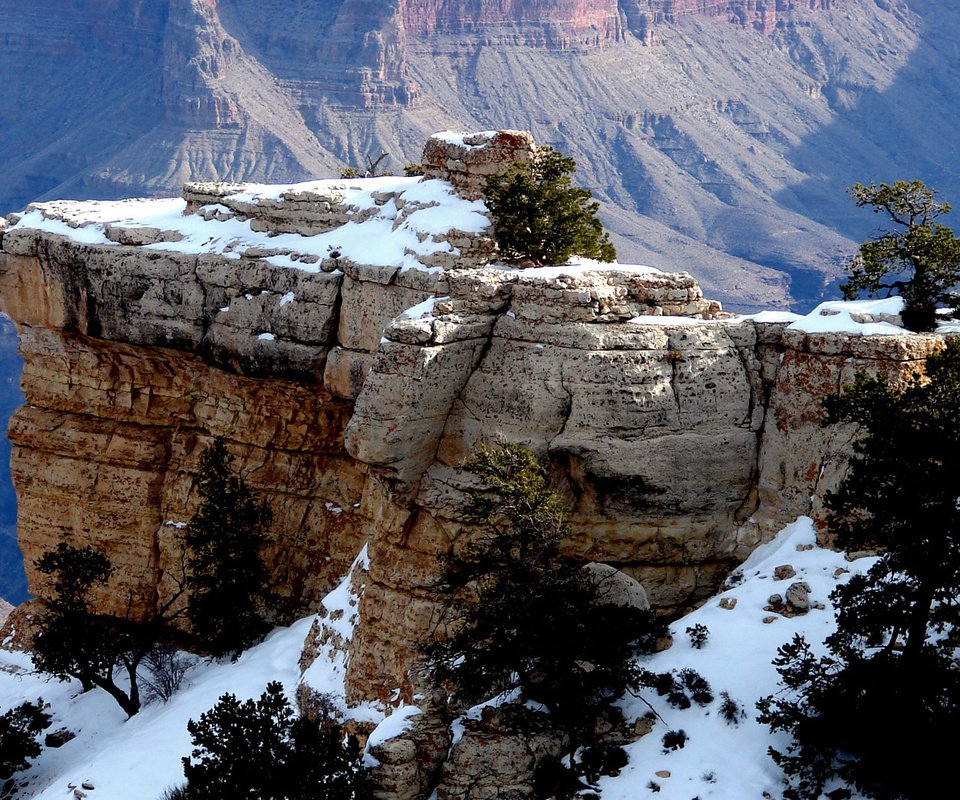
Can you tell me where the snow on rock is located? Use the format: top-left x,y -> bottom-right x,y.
9,177 -> 492,275
0,519 -> 882,800
364,705 -> 423,753
788,297 -> 906,335
299,546 -> 383,726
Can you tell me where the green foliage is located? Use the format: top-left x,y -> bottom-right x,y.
32,542 -> 155,716
842,180 -> 960,331
423,441 -> 663,768
179,682 -> 365,800
403,163 -> 425,177
186,438 -> 273,660
758,342 -> 960,799
338,167 -> 359,179
0,699 -> 50,781
483,148 -> 616,266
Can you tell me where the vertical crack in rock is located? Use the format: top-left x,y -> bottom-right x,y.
548,356 -> 575,452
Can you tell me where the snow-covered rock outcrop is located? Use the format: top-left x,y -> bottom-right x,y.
0,130 -> 953,712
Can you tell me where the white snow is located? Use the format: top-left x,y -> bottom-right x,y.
9,178 -> 490,276
431,131 -> 499,148
278,292 -> 296,307
788,297 -> 905,335
598,517 -> 876,800
400,296 -> 441,321
365,705 -> 422,750
0,545 -> 387,799
629,315 -> 703,326
517,259 -> 664,281
257,332 -> 275,341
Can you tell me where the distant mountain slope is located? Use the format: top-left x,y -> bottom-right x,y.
0,0 -> 957,312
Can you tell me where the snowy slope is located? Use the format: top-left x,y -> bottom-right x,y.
0,518 -> 875,799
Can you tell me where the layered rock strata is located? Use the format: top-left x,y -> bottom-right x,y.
0,131 -> 949,710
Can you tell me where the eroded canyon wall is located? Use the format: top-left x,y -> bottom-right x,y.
0,131 -> 947,705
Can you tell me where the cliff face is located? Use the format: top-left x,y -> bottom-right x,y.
0,131 -> 948,705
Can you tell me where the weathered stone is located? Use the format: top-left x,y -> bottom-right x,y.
436,706 -> 565,800
773,564 -> 796,580
785,581 -> 812,612
44,729 -> 76,748
583,562 -> 650,610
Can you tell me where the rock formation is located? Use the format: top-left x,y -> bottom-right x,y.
0,131 -> 950,716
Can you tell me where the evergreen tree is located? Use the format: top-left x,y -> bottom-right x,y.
758,342 -> 960,800
32,543 -> 156,716
179,682 -> 365,800
185,438 -> 273,660
842,180 -> 960,331
423,441 -> 663,772
0,699 -> 50,784
483,148 -> 617,266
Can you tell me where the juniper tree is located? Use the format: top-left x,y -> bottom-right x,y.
423,441 -> 663,772
483,148 -> 617,266
758,341 -> 960,800
842,180 -> 960,331
32,542 -> 186,717
185,438 -> 273,660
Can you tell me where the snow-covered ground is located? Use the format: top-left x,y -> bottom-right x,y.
0,517 -> 874,800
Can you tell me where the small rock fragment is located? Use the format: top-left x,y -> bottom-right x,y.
762,615 -> 778,624
774,564 -> 796,580
655,770 -> 671,778
719,597 -> 737,610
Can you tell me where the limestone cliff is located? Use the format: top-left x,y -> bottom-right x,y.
0,131 -> 948,709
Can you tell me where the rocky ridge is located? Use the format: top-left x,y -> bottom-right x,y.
0,132 -> 949,723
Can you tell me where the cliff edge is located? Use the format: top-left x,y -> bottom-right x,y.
0,130 -> 948,710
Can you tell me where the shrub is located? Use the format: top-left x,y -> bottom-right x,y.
0,700 -> 50,781
656,668 -> 713,709
185,438 -> 274,660
686,623 -> 709,649
142,644 -> 194,704
718,691 -> 746,726
180,682 -> 365,800
483,147 -> 616,266
661,729 -> 687,752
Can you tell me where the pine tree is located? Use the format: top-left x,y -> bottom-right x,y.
842,180 -> 960,331
423,441 -> 663,772
179,682 -> 366,800
185,438 -> 273,660
758,341 -> 960,800
483,148 -> 617,266
0,699 -> 50,783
